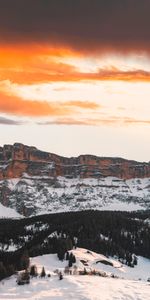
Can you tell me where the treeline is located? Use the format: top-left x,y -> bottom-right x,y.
0,210 -> 150,279
0,250 -> 29,280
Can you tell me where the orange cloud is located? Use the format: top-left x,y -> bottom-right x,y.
0,92 -> 99,117
1,63 -> 150,85
124,119 -> 150,125
38,117 -> 150,127
0,89 -> 149,127
1,45 -> 150,84
0,45 -> 78,68
65,101 -> 100,110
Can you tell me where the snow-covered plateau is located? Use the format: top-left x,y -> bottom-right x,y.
0,175 -> 150,217
0,248 -> 150,300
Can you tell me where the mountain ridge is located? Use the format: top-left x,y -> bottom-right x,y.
0,142 -> 150,180
0,143 -> 149,216
1,142 -> 149,163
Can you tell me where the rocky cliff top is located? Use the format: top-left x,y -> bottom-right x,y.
0,143 -> 149,180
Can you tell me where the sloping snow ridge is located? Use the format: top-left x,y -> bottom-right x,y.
1,175 -> 149,216
0,248 -> 150,300
0,203 -> 22,218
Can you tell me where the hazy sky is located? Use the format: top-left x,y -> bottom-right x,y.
0,0 -> 150,162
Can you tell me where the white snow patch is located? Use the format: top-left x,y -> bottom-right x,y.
0,203 -> 22,218
0,248 -> 150,300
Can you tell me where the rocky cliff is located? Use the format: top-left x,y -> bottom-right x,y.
0,143 -> 149,216
0,143 -> 149,180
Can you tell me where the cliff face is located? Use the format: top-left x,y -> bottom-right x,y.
0,143 -> 149,216
0,143 -> 149,180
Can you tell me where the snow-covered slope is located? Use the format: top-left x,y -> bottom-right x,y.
1,273 -> 149,300
30,248 -> 120,276
31,247 -> 150,282
0,203 -> 22,218
1,175 -> 149,216
0,248 -> 150,300
69,248 -> 150,281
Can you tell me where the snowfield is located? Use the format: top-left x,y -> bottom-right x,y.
0,203 -> 22,218
0,273 -> 149,300
0,248 -> 150,300
0,175 -> 150,216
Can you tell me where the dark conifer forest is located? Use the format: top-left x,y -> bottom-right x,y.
0,210 -> 150,279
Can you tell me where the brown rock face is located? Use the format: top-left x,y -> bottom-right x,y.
0,143 -> 149,180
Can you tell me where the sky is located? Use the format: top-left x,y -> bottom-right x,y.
0,0 -> 150,162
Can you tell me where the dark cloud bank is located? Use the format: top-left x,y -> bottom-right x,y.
0,0 -> 150,53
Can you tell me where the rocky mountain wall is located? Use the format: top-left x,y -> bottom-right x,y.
0,143 -> 149,180
0,143 -> 149,216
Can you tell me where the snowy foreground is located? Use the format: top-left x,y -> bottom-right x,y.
0,273 -> 149,300
0,248 -> 150,300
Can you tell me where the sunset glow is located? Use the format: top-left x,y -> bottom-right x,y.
0,0 -> 150,161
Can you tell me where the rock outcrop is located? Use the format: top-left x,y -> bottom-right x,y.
0,143 -> 149,180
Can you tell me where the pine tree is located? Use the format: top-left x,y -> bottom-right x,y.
72,254 -> 76,263
40,267 -> 46,277
83,268 -> 87,275
20,250 -> 30,270
0,262 -> 7,280
17,269 -> 30,285
66,251 -> 69,260
30,265 -> 38,277
59,272 -> 63,280
133,255 -> 138,266
7,264 -> 15,277
68,259 -> 72,268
